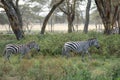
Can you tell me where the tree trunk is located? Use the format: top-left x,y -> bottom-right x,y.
68,18 -> 73,33
118,11 -> 120,34
95,0 -> 119,35
67,14 -> 74,33
59,0 -> 76,33
1,0 -> 24,40
40,0 -> 64,34
83,0 -> 91,33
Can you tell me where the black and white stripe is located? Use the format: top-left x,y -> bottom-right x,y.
62,38 -> 100,61
111,27 -> 119,34
3,41 -> 40,63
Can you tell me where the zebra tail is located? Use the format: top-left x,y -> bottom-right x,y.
3,49 -> 6,56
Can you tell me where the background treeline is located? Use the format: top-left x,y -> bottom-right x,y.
0,4 -> 101,25
1,0 -> 119,40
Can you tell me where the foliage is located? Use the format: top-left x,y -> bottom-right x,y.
0,32 -> 120,80
0,32 -> 120,56
0,55 -> 119,80
20,0 -> 49,23
108,64 -> 120,80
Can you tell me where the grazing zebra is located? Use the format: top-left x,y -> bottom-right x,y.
62,38 -> 100,61
3,41 -> 40,63
111,27 -> 119,34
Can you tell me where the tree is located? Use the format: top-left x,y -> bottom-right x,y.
95,0 -> 120,34
0,0 -> 24,40
40,0 -> 64,34
59,0 -> 77,33
118,7 -> 120,34
83,0 -> 91,33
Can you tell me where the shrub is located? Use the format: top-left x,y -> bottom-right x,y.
38,32 -> 120,56
0,32 -> 120,56
111,64 -> 120,80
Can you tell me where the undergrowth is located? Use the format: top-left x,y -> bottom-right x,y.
0,32 -> 120,80
0,32 -> 120,56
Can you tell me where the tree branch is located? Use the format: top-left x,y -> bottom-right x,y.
59,7 -> 68,15
41,0 -> 64,34
16,0 -> 19,8
0,2 -> 4,8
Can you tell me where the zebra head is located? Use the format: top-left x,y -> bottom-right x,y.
34,43 -> 40,52
92,38 -> 100,49
27,41 -> 40,52
88,38 -> 100,49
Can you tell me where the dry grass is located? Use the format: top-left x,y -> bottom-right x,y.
0,55 -> 119,80
0,24 -> 104,32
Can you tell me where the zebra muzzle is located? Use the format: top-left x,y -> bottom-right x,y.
38,49 -> 40,52
97,46 -> 100,49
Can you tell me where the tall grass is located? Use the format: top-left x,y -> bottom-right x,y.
0,56 -> 120,80
0,32 -> 120,56
0,32 -> 120,80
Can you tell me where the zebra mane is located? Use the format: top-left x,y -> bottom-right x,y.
27,41 -> 35,44
26,41 -> 35,48
87,38 -> 97,41
87,38 -> 97,46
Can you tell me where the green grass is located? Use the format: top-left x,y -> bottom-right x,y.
0,32 -> 120,80
0,55 -> 120,80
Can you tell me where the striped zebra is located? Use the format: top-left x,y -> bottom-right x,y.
111,27 -> 119,34
62,38 -> 100,61
3,41 -> 40,63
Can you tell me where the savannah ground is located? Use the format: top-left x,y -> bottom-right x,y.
0,24 -> 104,33
0,25 -> 119,80
0,55 -> 120,80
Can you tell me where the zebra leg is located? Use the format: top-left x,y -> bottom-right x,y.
66,52 -> 70,59
66,50 -> 71,59
18,53 -> 24,62
62,47 -> 65,56
62,48 -> 70,58
5,52 -> 11,63
86,51 -> 92,60
3,50 -> 6,63
8,55 -> 11,63
81,52 -> 85,62
3,51 -> 7,63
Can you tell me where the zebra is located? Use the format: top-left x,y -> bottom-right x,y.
3,41 -> 40,63
111,27 -> 119,34
62,38 -> 100,61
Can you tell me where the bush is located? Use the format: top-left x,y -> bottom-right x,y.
111,64 -> 120,80
1,32 -> 120,56
0,32 -> 120,80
